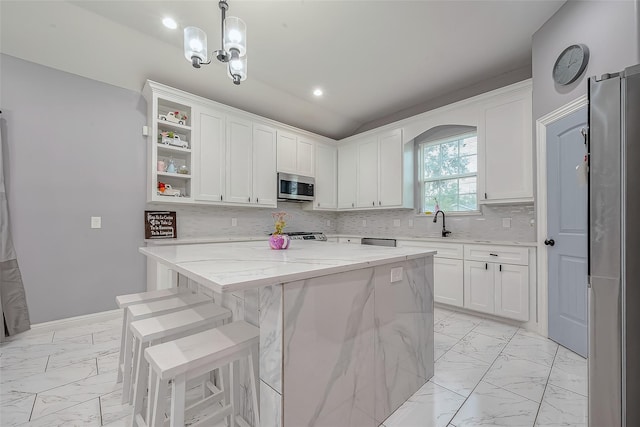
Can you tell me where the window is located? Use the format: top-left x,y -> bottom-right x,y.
419,132 -> 478,213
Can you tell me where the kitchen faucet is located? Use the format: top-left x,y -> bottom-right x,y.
433,210 -> 452,237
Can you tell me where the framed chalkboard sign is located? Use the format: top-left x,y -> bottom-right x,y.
145,211 -> 177,239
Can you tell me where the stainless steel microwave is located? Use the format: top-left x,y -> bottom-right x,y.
277,173 -> 315,202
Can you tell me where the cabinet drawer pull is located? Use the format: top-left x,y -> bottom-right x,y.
490,253 -> 498,257
499,265 -> 502,272
485,263 -> 488,270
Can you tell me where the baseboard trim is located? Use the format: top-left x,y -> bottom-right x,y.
30,309 -> 122,332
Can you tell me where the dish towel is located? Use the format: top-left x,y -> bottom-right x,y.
0,117 -> 31,337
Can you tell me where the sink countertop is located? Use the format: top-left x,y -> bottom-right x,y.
327,234 -> 537,247
139,240 -> 436,293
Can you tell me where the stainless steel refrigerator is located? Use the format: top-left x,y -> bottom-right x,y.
588,63 -> 640,427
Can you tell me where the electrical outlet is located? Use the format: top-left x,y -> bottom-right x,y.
231,218 -> 238,227
530,219 -> 535,227
362,220 -> 367,227
408,219 -> 414,227
502,218 -> 512,228
393,219 -> 401,227
91,216 -> 101,229
326,219 -> 331,227
390,267 -> 403,283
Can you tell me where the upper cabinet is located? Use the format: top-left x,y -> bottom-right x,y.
478,85 -> 533,204
142,82 -> 195,203
341,128 -> 413,210
277,131 -> 315,177
338,143 -> 358,209
311,142 -> 337,210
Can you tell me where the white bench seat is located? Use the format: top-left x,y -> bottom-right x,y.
116,288 -> 190,308
141,321 -> 260,427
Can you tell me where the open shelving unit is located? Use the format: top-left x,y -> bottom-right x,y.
143,82 -> 195,203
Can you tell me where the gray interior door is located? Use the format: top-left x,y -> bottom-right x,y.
546,106 -> 588,357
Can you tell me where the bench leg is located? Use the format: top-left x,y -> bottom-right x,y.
132,341 -> 150,423
230,361 -> 236,427
129,336 -> 141,405
170,373 -> 186,427
122,331 -> 134,404
117,309 -> 128,383
151,374 -> 168,427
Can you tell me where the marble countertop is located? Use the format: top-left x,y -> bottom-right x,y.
144,236 -> 267,245
139,241 -> 436,293
329,234 -> 538,247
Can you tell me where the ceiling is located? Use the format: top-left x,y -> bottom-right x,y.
0,1 -> 564,139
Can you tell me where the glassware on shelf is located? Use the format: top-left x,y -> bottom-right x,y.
166,159 -> 177,174
178,165 -> 190,175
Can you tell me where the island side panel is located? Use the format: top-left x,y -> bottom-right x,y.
373,256 -> 435,423
283,269 -> 377,427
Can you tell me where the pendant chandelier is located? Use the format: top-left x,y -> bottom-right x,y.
183,0 -> 247,85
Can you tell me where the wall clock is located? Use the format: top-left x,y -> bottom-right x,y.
553,44 -> 590,85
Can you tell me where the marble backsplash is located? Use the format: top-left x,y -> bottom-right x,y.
336,204 -> 536,242
155,202 -> 535,242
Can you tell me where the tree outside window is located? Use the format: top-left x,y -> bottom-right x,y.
420,133 -> 478,213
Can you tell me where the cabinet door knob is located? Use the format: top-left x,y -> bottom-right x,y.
499,265 -> 502,272
379,201 -> 381,206
485,263 -> 488,270
248,197 -> 251,202
544,238 -> 555,246
256,198 -> 259,203
220,195 -> 223,201
317,202 -> 320,207
372,201 -> 375,206
352,203 -> 354,208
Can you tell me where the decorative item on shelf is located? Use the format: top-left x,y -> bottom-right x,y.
159,131 -> 189,149
166,159 -> 177,174
157,160 -> 166,172
178,165 -> 190,175
183,0 -> 247,85
157,182 -> 181,197
158,111 -> 188,125
269,211 -> 290,250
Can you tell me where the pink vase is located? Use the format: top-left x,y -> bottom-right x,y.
269,234 -> 290,250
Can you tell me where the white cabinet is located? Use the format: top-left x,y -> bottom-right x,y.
143,81 -> 195,203
479,88 -> 533,204
495,264 -> 529,321
277,131 -> 315,177
338,143 -> 358,209
312,142 -> 337,210
193,107 -> 225,202
194,111 -> 276,208
463,244 -> 529,321
356,137 -> 379,208
398,240 -> 464,308
464,261 -> 496,314
252,123 -> 278,206
434,258 -> 464,307
226,116 -> 253,204
342,128 -> 411,210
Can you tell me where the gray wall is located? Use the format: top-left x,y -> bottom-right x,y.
532,0 -> 640,120
1,54 -> 147,323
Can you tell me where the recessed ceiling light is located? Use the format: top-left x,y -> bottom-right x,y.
163,17 -> 178,30
313,88 -> 323,97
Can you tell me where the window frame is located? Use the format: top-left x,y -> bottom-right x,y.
417,131 -> 480,215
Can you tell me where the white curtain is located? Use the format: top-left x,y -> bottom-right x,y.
0,117 -> 31,336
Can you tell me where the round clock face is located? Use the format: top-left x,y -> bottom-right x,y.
553,44 -> 589,85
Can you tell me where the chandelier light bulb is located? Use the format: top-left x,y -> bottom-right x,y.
224,16 -> 247,57
184,26 -> 208,66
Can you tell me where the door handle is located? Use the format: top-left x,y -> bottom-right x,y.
544,238 -> 555,246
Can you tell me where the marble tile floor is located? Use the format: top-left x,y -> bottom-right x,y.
0,307 -> 587,427
383,307 -> 587,427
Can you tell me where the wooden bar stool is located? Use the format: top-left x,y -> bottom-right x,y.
137,321 -> 260,427
129,303 -> 232,415
116,288 -> 191,383
120,293 -> 213,403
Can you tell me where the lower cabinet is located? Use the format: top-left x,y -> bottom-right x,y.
463,260 -> 529,321
463,261 -> 495,314
494,263 -> 529,321
434,258 -> 464,307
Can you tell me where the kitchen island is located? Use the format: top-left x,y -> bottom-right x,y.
139,241 -> 436,427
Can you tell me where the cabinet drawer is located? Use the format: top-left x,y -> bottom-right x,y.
464,245 -> 528,266
398,241 -> 463,259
